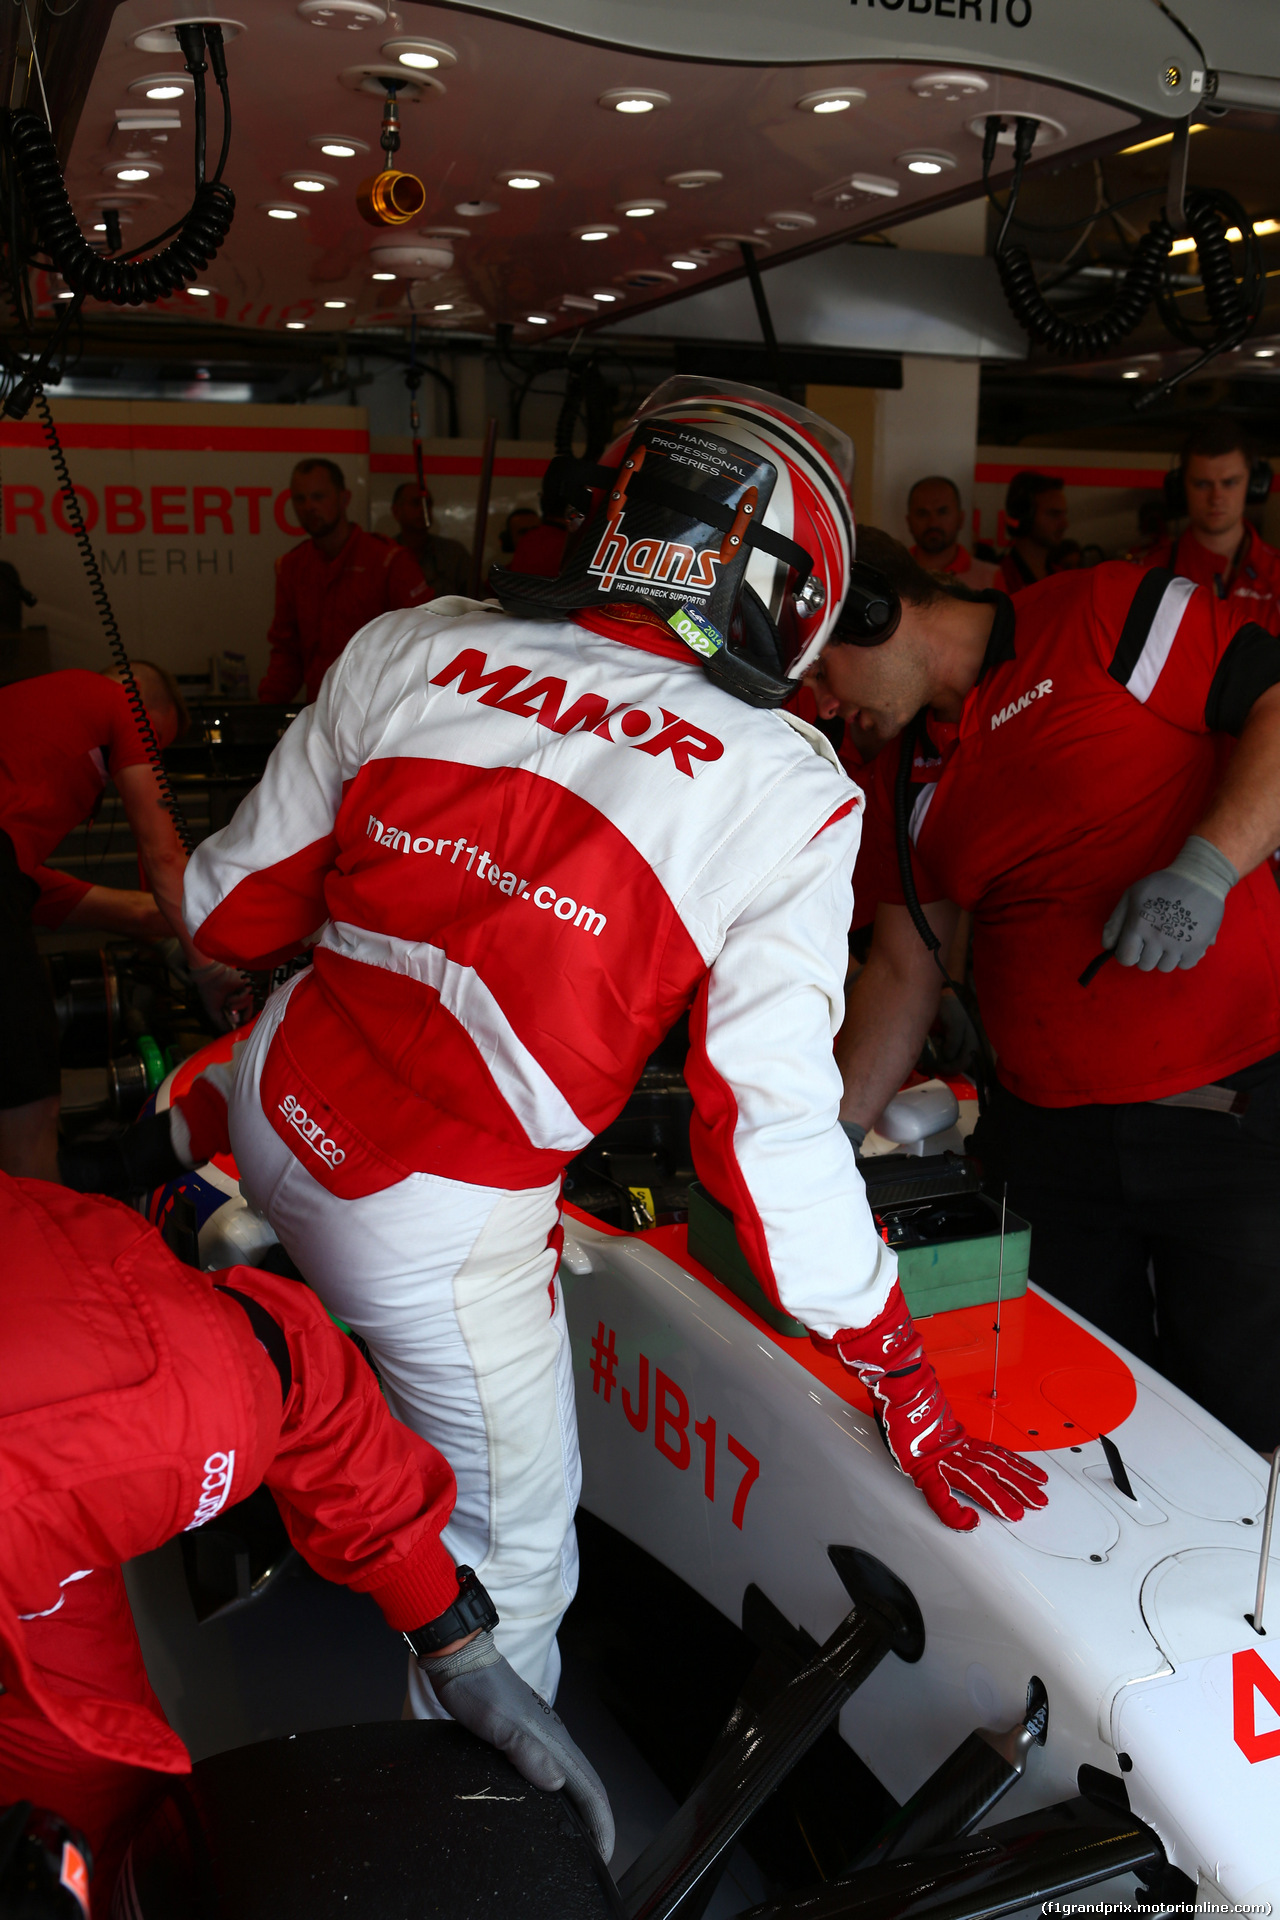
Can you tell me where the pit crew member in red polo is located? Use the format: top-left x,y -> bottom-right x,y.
1134,420 -> 1280,634
258,458 -> 430,705
0,1173 -> 612,1913
907,475 -> 998,591
813,528 -> 1280,1453
0,665 -> 248,1182
183,382 -> 1047,1725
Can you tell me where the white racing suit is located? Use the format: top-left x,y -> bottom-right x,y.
183,598 -> 897,1709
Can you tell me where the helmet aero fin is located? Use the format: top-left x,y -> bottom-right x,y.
489,377 -> 855,709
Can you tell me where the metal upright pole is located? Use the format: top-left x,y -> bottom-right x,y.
1251,1450 -> 1280,1635
468,414 -> 499,600
990,1182 -> 1007,1401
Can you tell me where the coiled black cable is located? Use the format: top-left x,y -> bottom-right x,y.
7,110 -> 233,306
987,113 -> 1263,399
996,220 -> 1173,358
35,387 -> 194,852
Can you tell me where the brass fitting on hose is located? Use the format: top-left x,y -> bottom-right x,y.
356,169 -> 426,227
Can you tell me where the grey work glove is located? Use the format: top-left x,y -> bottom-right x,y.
418,1632 -> 615,1862
1102,834 -> 1238,974
188,959 -> 253,1030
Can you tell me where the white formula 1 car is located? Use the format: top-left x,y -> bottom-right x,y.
150,1036 -> 1280,1919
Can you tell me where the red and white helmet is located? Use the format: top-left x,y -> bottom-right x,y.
489,376 -> 860,706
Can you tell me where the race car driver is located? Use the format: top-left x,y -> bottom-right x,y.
0,664 -> 249,1182
1134,420 -> 1280,632
182,379 -> 1047,1721
813,528 -> 1280,1454
0,1173 -> 612,1916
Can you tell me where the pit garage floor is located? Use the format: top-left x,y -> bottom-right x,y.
124,1537 -> 769,1914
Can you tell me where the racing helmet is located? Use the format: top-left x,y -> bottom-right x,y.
489,377 -> 893,707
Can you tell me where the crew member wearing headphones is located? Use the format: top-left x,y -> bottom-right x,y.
0,1173 -> 612,1915
1136,421 -> 1280,632
809,528 -> 1280,1457
998,471 -> 1069,592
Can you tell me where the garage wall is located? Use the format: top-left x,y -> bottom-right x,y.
0,403 -> 556,689
0,402 -> 369,685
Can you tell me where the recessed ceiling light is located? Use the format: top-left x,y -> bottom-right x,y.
560,294 -> 598,312
796,88 -> 866,114
115,166 -> 154,182
286,321 -> 307,330
598,87 -> 671,114
1169,235 -> 1197,255
525,312 -> 551,324
265,206 -> 301,219
1253,218 -> 1279,236
371,270 -> 396,279
573,223 -> 618,242
314,137 -> 367,158
1255,348 -> 1276,358
297,0 -> 385,27
1122,368 -> 1141,379
910,71 -> 989,102
323,298 -> 348,308
433,301 -> 454,310
499,170 -> 552,191
616,199 -> 665,219
766,210 -> 816,232
665,170 -> 722,191
455,200 -> 499,217
898,149 -> 957,175
55,289 -> 75,300
129,71 -> 194,98
186,285 -> 212,296
591,289 -> 620,303
283,172 -> 336,193
380,35 -> 456,70
670,257 -> 700,270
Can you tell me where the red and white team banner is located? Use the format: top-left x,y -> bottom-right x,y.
0,402 -> 552,686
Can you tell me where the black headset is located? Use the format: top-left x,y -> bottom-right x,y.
1163,457 -> 1274,519
831,561 -> 902,647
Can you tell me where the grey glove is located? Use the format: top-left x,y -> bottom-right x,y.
188,959 -> 253,1030
1102,834 -> 1238,974
419,1632 -> 615,1862
841,1120 -> 867,1151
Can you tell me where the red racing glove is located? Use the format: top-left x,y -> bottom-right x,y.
812,1283 -> 1049,1532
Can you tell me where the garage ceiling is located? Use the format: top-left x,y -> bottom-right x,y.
57,0 -> 1141,342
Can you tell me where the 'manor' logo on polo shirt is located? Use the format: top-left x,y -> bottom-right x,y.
991,678 -> 1053,731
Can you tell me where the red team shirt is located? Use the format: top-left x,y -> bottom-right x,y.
1136,522 -> 1280,634
0,670 -> 153,925
258,526 -> 431,704
855,564 -> 1280,1106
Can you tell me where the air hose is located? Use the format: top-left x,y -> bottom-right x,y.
35,387 -> 194,852
7,110 -> 233,306
5,22 -> 233,309
893,710 -> 997,1114
987,114 -> 1262,398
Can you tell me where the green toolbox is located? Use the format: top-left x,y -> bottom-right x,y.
685,1176 -> 1030,1336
